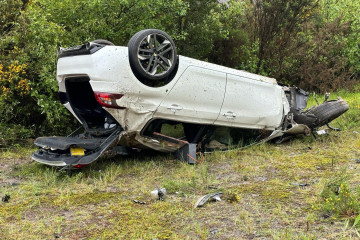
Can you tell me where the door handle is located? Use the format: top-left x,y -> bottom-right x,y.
223,111 -> 236,119
168,104 -> 183,112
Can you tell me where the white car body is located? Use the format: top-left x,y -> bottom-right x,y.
56,46 -> 289,151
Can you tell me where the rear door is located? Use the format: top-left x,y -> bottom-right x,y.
214,74 -> 285,129
154,66 -> 226,124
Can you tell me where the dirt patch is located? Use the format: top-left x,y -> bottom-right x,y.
0,156 -> 32,172
0,178 -> 22,187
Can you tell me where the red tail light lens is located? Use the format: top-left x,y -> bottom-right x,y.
73,164 -> 88,168
94,92 -> 125,109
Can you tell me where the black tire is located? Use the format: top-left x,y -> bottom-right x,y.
91,39 -> 115,46
128,29 -> 178,86
306,98 -> 349,129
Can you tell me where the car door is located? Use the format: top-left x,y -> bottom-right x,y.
154,66 -> 226,124
214,73 -> 285,129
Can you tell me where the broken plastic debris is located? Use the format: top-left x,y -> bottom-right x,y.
2,194 -> 10,203
212,195 -> 222,201
292,183 -> 308,188
316,129 -> 328,135
150,188 -> 166,201
194,192 -> 222,208
210,229 -> 219,235
133,200 -> 146,204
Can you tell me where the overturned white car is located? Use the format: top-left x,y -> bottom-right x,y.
32,29 -> 349,167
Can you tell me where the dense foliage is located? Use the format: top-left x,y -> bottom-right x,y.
0,0 -> 359,139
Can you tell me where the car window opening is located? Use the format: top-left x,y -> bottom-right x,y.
142,119 -> 272,151
65,77 -> 119,136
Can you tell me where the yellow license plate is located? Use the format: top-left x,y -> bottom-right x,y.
70,147 -> 85,156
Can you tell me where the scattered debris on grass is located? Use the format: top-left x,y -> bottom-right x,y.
150,188 -> 167,201
194,192 -> 222,208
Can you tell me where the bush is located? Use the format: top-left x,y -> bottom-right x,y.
0,0 -> 225,137
0,123 -> 34,147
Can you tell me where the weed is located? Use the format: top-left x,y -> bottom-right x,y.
226,190 -> 241,203
315,173 -> 360,221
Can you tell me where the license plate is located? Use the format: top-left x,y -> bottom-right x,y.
70,147 -> 85,156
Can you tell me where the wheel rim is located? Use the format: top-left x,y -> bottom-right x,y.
137,33 -> 175,76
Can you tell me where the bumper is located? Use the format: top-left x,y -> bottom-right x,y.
32,128 -> 123,167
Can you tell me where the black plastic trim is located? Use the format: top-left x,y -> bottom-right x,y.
58,91 -> 68,104
57,43 -> 104,59
32,127 -> 122,166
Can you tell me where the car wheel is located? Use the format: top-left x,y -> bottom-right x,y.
306,98 -> 349,129
128,29 -> 178,86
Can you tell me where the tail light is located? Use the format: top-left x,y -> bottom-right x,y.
73,164 -> 88,168
94,92 -> 125,109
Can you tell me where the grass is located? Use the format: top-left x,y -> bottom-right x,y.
0,91 -> 359,239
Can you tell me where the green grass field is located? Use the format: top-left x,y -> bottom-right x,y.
0,92 -> 359,239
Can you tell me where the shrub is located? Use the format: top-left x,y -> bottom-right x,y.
0,123 -> 33,147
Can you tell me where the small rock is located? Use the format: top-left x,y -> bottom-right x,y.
2,194 -> 10,203
210,229 -> 219,235
354,159 -> 360,164
54,233 -> 60,239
